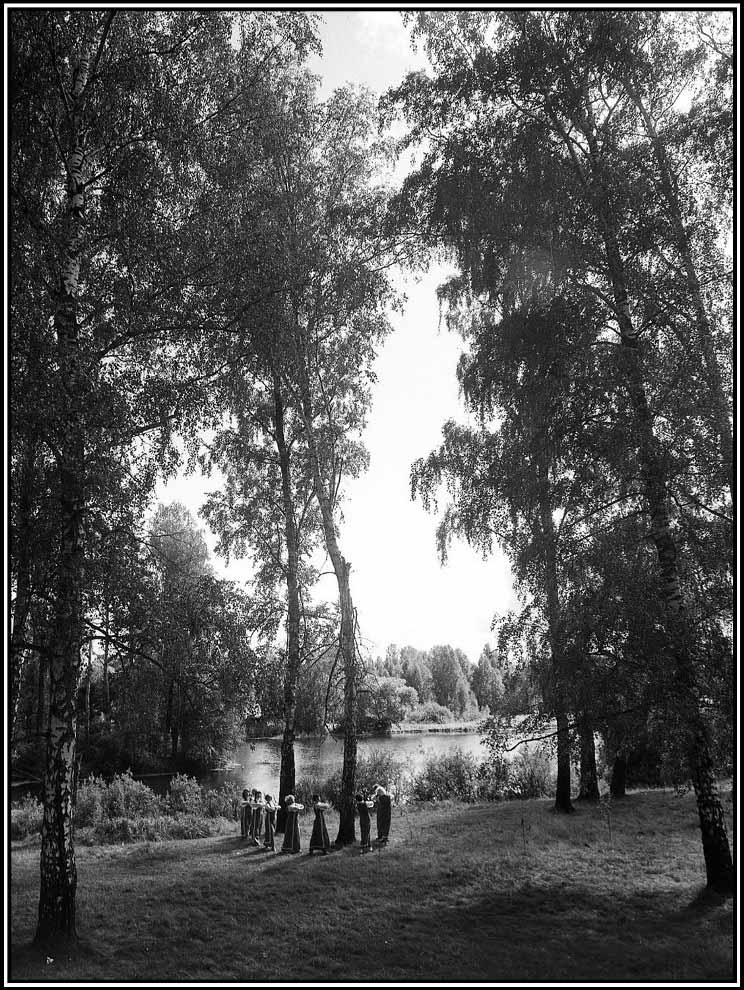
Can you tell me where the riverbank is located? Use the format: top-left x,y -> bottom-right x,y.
10,787 -> 734,983
391,720 -> 483,734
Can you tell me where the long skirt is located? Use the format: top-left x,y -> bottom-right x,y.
280,809 -> 301,854
376,795 -> 392,842
240,805 -> 250,839
264,810 -> 276,851
250,807 -> 263,845
309,810 -> 331,853
358,811 -> 371,851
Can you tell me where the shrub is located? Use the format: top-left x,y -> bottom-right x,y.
98,771 -> 164,819
407,702 -> 452,725
503,747 -> 554,799
167,773 -> 205,814
76,775 -> 107,826
90,813 -> 224,844
202,782 -> 242,820
295,774 -> 335,808
477,746 -> 555,801
11,795 -> 42,840
356,748 -> 410,802
411,749 -> 480,802
296,749 -> 411,807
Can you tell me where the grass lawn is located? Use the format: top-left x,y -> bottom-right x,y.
10,788 -> 735,983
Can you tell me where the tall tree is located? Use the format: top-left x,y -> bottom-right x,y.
10,9 -> 318,944
393,9 -> 733,888
202,367 -> 323,830
263,77 -> 401,842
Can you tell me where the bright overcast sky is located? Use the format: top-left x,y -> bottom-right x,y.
156,10 -> 518,663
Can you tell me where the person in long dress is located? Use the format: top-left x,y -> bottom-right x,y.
308,794 -> 331,855
247,789 -> 257,843
250,790 -> 265,846
356,793 -> 374,853
280,794 -> 304,854
239,789 -> 251,840
263,794 -> 277,852
374,784 -> 392,844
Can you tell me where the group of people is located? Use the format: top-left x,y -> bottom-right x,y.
240,789 -> 279,850
239,785 -> 392,855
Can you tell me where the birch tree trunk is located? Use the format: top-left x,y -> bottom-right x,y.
537,458 -> 573,813
292,341 -> 358,844
585,131 -> 733,891
36,35 -> 94,943
577,716 -> 600,801
272,370 -> 302,832
11,435 -> 37,746
102,601 -> 110,725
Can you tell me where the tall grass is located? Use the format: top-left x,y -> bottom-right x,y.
11,770 -> 242,844
297,747 -> 555,807
11,750 -> 557,845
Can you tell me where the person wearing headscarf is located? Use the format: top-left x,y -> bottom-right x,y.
239,788 -> 251,840
280,794 -> 304,854
373,784 -> 392,844
250,789 -> 264,846
356,793 -> 374,853
308,794 -> 331,855
263,793 -> 277,852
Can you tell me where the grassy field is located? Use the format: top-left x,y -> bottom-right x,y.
10,788 -> 735,983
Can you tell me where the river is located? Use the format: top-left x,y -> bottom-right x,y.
188,731 -> 488,797
12,723 -> 548,801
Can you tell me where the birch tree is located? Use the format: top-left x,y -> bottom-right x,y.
10,8 -> 317,944
263,77 -> 402,842
393,9 -> 733,890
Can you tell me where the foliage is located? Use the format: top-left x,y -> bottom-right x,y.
296,748 -> 412,807
410,749 -> 481,802
390,10 -> 733,874
87,814 -> 229,845
359,676 -> 418,730
374,643 -> 479,715
406,702 -> 453,724
12,772 -> 244,845
10,796 -> 43,841
167,773 -> 207,815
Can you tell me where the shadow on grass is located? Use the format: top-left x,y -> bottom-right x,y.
384,880 -> 734,982
11,934 -> 107,976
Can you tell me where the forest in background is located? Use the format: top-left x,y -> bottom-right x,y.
9,8 -> 733,948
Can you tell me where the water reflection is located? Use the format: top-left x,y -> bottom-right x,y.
198,732 -> 487,795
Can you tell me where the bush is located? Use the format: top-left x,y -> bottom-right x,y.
478,746 -> 555,801
411,749 -> 480,802
99,771 -> 164,820
294,773 -> 335,808
11,795 -> 42,840
75,776 -> 106,827
356,749 -> 410,802
296,749 -> 411,807
503,747 -> 554,799
407,702 -> 453,725
202,782 -> 242,820
89,813 -> 225,844
11,772 -> 240,846
167,773 -> 205,814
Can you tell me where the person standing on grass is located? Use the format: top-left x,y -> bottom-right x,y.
251,790 -> 265,846
263,794 -> 277,852
240,789 -> 251,840
308,794 -> 331,855
356,793 -> 373,853
280,794 -> 304,854
374,784 -> 392,845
